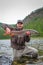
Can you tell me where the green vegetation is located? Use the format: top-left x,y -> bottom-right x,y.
24,16 -> 43,37
38,50 -> 43,56
24,7 -> 43,37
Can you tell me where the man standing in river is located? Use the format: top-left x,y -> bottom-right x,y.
2,20 -> 38,61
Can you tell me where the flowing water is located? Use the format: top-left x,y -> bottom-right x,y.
0,38 -> 43,65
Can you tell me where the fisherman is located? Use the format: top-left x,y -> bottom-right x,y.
2,20 -> 38,61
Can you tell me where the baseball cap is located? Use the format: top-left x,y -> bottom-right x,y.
17,20 -> 23,24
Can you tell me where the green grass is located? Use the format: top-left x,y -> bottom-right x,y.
24,16 -> 43,37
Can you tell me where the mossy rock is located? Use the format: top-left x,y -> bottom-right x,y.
11,60 -> 25,65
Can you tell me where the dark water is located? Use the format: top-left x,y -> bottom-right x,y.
0,38 -> 43,65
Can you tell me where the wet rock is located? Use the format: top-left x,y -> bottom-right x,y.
0,55 -> 12,65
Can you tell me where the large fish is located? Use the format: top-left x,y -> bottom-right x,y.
9,29 -> 39,36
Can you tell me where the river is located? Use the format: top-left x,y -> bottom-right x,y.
0,38 -> 43,65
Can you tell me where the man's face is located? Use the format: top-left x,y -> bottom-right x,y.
17,23 -> 23,29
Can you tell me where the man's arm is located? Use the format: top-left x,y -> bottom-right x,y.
1,23 -> 15,35
1,23 -> 15,30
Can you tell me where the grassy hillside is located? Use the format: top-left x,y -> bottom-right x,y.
23,7 -> 43,37
24,16 -> 43,37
